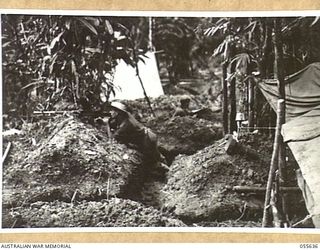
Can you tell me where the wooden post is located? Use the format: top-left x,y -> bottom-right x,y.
274,17 -> 288,225
274,17 -> 286,171
222,62 -> 228,135
262,99 -> 285,227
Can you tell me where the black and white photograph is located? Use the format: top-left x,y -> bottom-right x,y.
1,11 -> 320,230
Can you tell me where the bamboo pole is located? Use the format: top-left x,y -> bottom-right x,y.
135,64 -> 156,117
229,68 -> 237,133
262,99 -> 285,227
248,78 -> 254,132
270,188 -> 282,228
131,34 -> 155,117
222,62 -> 228,135
2,142 -> 12,164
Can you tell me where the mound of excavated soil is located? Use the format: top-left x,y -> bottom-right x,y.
124,94 -> 221,123
3,95 -> 307,228
150,116 -> 222,163
159,133 -> 305,224
3,198 -> 186,228
122,95 -> 223,162
3,117 -> 142,209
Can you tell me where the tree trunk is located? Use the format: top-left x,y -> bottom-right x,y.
222,62 -> 228,135
256,19 -> 272,128
260,20 -> 273,79
229,57 -> 237,133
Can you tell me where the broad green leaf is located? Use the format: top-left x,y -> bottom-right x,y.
2,41 -> 12,48
49,53 -> 58,75
281,17 -> 304,34
223,41 -> 229,60
21,79 -> 44,90
231,53 -> 252,75
47,45 -> 51,55
213,40 -> 226,57
105,20 -> 114,35
78,18 -> 98,36
310,16 -> 320,26
71,60 -> 77,75
204,25 -> 220,36
85,47 -> 102,53
61,60 -> 67,70
49,31 -> 64,50
65,19 -> 71,30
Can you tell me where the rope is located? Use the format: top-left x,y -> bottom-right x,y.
292,214 -> 315,228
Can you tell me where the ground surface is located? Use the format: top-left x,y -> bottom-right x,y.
4,199 -> 185,228
2,84 -> 311,228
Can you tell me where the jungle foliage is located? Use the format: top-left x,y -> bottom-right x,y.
2,15 -> 320,119
2,15 -> 146,115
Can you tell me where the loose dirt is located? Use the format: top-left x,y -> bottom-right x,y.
3,198 -> 185,228
3,116 -> 142,208
2,93 -> 310,228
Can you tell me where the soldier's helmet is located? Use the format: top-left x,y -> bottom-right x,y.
110,101 -> 129,113
180,95 -> 191,108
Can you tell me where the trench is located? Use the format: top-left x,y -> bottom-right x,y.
2,110 -> 313,227
117,139 -> 311,227
118,154 -> 170,209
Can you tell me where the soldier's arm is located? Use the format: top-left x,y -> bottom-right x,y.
113,119 -> 128,138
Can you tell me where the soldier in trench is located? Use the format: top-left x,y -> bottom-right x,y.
171,95 -> 192,118
107,101 -> 168,178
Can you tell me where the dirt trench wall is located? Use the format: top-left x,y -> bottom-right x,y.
159,138 -> 270,223
159,133 -> 307,225
150,116 -> 221,161
3,117 -> 143,208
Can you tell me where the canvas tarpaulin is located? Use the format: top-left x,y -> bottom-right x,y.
110,51 -> 164,100
258,62 -> 320,122
258,63 -> 320,227
282,109 -> 320,227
